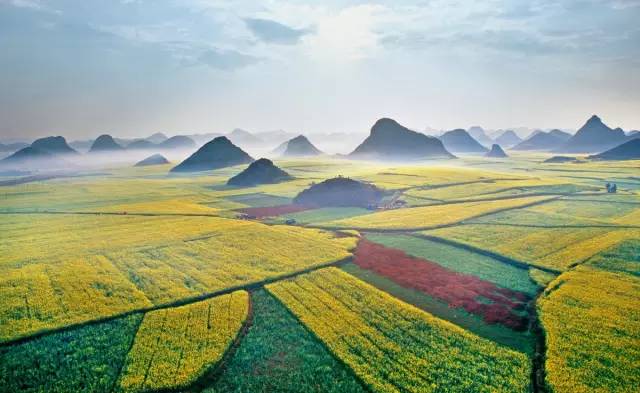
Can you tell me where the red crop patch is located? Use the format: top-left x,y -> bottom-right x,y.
354,239 -> 531,330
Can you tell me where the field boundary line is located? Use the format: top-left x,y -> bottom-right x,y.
0,210 -> 222,218
460,222 -> 640,229
168,292 -> 255,393
262,289 -> 375,393
0,255 -> 355,349
111,313 -> 145,393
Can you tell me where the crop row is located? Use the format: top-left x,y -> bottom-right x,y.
539,245 -> 640,393
118,290 -> 249,393
267,267 -> 531,393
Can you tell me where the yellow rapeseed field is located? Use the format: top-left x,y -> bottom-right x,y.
118,291 -> 249,392
539,266 -> 640,393
426,224 -> 640,271
0,214 -> 355,343
267,267 -> 531,393
323,195 -> 554,230
405,178 -> 563,201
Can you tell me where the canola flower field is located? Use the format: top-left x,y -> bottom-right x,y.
267,268 -> 531,393
118,291 -> 249,393
538,241 -> 640,393
0,213 -> 355,342
0,156 -> 639,393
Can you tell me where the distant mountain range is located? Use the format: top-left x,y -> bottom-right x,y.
512,129 -> 572,151
350,118 -> 454,160
227,128 -> 263,146
280,135 -> 323,157
493,131 -> 523,148
90,135 -> 125,152
0,142 -> 29,152
146,133 -> 168,144
467,127 -> 494,147
31,136 -> 78,155
0,136 -> 77,170
439,129 -> 488,153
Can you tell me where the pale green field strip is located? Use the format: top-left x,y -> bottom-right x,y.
364,234 -> 539,295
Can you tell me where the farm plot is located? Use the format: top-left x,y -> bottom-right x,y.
425,224 -> 640,271
0,314 -> 142,393
364,234 -> 538,295
322,195 -> 554,230
270,207 -> 372,225
0,214 -> 356,343
353,239 -> 531,330
267,267 -> 531,393
0,175 -> 219,213
118,291 -> 249,393
584,239 -> 640,276
517,198 -> 639,224
224,192 -> 292,207
342,263 -> 534,353
405,178 -> 581,202
356,166 -> 509,189
205,290 -> 365,393
236,204 -> 313,218
539,257 -> 640,392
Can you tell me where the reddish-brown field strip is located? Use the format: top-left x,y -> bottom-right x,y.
354,239 -> 531,330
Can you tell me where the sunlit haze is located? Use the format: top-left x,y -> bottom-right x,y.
1,0 -> 639,140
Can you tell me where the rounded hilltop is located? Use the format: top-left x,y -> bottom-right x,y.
227,158 -> 292,186
135,154 -> 170,167
171,136 -> 253,172
294,176 -> 383,207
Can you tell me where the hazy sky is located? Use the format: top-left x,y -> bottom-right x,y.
1,0 -> 639,140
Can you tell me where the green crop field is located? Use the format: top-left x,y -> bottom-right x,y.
1,154 -> 638,393
206,290 -> 365,393
363,234 -> 539,295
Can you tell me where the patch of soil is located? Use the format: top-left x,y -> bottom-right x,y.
354,239 -> 531,330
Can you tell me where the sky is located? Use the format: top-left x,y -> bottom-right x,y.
0,0 -> 639,140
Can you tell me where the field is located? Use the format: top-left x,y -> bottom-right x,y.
267,267 -> 531,392
363,234 -> 538,295
538,241 -> 640,393
206,290 -> 365,393
352,239 -> 532,330
118,291 -> 249,392
0,314 -> 142,393
0,213 -> 355,342
425,224 -> 640,271
1,155 -> 639,392
322,195 -> 555,230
